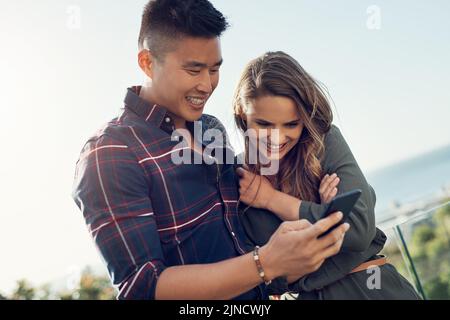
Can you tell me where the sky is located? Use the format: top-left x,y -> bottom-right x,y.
0,0 -> 449,294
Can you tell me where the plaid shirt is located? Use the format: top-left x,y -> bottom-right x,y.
72,86 -> 265,300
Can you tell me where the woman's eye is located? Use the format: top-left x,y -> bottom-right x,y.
286,123 -> 299,128
209,69 -> 219,74
256,122 -> 270,127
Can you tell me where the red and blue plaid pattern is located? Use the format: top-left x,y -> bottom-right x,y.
72,87 -> 265,300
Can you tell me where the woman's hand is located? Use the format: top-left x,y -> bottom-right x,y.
236,167 -> 276,209
319,173 -> 340,204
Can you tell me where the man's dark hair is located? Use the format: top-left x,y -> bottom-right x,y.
138,0 -> 229,60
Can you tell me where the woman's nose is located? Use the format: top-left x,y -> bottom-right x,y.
268,129 -> 286,144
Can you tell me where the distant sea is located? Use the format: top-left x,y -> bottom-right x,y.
366,144 -> 450,220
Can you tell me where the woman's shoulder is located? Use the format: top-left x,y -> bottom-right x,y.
321,124 -> 354,169
324,124 -> 345,146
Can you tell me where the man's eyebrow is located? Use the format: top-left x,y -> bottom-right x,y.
182,59 -> 223,68
255,118 -> 302,125
213,59 -> 224,67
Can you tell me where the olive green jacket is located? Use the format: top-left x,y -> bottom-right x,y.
239,125 -> 388,293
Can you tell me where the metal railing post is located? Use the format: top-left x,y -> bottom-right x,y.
395,225 -> 427,300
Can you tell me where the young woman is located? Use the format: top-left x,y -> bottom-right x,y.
233,51 -> 420,300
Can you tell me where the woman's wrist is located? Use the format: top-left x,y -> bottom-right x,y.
266,190 -> 281,212
267,191 -> 302,221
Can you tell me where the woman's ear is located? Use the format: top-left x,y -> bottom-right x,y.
234,110 -> 248,129
241,113 -> 247,125
240,114 -> 248,129
138,49 -> 154,79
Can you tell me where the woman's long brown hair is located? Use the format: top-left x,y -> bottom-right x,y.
233,51 -> 333,203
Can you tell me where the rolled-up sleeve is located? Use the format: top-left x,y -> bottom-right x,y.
299,126 -> 377,252
72,134 -> 166,299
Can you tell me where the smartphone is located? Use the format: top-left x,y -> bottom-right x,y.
318,189 -> 362,238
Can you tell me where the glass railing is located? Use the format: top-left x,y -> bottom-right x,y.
379,200 -> 450,300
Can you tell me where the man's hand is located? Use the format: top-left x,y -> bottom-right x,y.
319,173 -> 340,204
259,211 -> 350,282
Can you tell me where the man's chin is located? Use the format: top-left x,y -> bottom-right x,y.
184,115 -> 202,123
185,110 -> 204,122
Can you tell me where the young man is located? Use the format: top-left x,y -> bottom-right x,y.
72,0 -> 349,300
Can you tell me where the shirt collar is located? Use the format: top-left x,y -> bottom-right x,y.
124,86 -> 175,133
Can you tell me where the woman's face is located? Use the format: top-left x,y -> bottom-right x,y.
244,95 -> 304,161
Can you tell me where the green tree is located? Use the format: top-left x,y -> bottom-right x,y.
407,202 -> 450,299
11,279 -> 36,300
35,284 -> 52,300
58,267 -> 115,300
5,267 -> 116,300
409,224 -> 435,260
424,277 -> 449,300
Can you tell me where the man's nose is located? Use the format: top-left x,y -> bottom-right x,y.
196,71 -> 213,94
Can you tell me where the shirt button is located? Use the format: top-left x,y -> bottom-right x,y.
165,117 -> 171,123
231,232 -> 236,237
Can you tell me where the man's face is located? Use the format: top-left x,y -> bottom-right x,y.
149,36 -> 222,125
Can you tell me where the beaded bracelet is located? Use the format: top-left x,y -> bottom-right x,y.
253,246 -> 272,285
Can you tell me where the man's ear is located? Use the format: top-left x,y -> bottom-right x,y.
138,49 -> 154,78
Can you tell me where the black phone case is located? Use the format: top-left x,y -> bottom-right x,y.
318,189 -> 362,238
